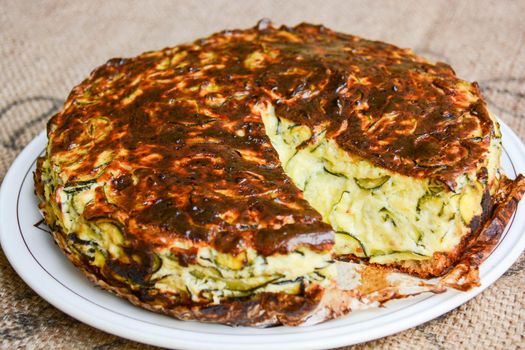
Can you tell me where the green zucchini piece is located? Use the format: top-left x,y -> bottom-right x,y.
86,117 -> 112,140
270,278 -> 303,294
221,289 -> 253,298
89,221 -> 125,258
150,253 -> 162,274
333,190 -> 350,208
92,248 -> 106,268
190,266 -> 222,279
97,222 -> 124,244
309,140 -> 324,153
417,194 -> 444,215
369,251 -> 429,264
379,207 -> 397,227
427,179 -> 445,194
323,166 -> 348,178
459,181 -> 484,223
67,233 -> 100,259
190,270 -> 280,292
223,275 -> 281,291
334,231 -> 367,257
275,116 -> 282,135
312,271 -> 326,281
304,170 -> 346,219
214,251 -> 247,270
274,276 -> 304,285
282,125 -> 311,146
355,175 -> 390,190
63,179 -> 97,193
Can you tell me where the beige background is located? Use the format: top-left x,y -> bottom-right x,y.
1,0 -> 524,349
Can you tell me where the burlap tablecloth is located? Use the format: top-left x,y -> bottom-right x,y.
1,1 -> 524,348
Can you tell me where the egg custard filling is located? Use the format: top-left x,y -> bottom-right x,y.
261,105 -> 501,265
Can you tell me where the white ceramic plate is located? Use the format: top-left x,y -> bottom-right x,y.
1,121 -> 525,350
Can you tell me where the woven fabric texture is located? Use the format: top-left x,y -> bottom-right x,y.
1,1 -> 524,349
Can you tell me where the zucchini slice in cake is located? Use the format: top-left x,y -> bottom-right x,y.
34,20 -> 525,326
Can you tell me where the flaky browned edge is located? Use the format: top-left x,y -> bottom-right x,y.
440,174 -> 525,290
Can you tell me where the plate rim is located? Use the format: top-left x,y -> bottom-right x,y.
1,121 -> 524,350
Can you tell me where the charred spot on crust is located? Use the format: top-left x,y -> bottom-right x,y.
254,223 -> 333,256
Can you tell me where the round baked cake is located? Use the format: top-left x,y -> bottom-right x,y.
35,20 -> 525,326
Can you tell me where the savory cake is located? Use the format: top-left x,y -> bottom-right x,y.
34,20 -> 525,326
